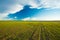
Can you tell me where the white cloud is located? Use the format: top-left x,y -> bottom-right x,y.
0,0 -> 23,19
0,13 -> 8,20
0,0 -> 39,20
41,0 -> 60,8
7,4 -> 23,14
0,4 -> 23,20
0,0 -> 60,20
1,0 -> 60,14
18,0 -> 60,8
22,17 -> 38,21
7,17 -> 38,21
22,17 -> 31,21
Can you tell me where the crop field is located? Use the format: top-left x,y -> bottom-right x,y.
0,21 -> 60,40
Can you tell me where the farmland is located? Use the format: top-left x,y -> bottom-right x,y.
0,21 -> 60,40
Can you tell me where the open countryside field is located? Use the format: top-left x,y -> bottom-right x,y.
0,21 -> 60,40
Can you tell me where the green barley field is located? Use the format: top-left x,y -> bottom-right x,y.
0,21 -> 60,40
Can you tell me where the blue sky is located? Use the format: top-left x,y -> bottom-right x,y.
0,0 -> 60,20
